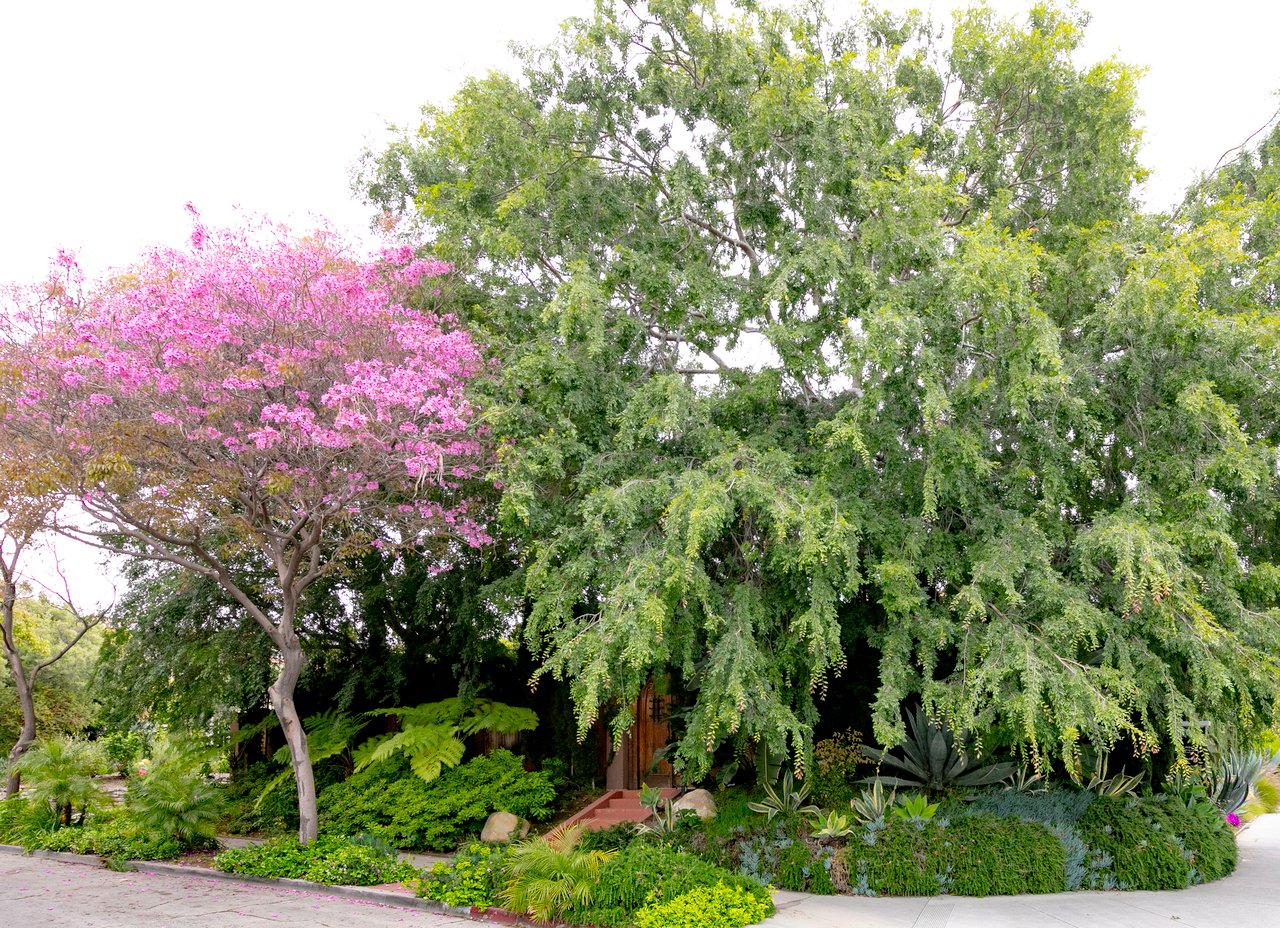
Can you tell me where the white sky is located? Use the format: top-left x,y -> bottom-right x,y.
3,0 -> 1278,606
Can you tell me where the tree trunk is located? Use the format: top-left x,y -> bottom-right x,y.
2,593 -> 37,799
268,628 -> 318,844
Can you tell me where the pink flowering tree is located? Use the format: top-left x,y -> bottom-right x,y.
10,212 -> 489,841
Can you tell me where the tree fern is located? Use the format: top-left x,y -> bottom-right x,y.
356,698 -> 538,783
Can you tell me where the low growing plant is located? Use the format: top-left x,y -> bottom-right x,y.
214,835 -> 416,886
416,842 -> 512,909
633,881 -> 774,928
890,793 -> 939,823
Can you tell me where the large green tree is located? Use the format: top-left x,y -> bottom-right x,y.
362,0 -> 1280,776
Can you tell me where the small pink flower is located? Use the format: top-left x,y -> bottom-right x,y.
1227,812 -> 1242,827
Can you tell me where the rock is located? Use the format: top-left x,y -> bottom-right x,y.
480,810 -> 529,843
671,788 -> 717,820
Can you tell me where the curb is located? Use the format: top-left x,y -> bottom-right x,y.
0,844 -> 105,868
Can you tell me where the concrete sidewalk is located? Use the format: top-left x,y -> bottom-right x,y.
762,814 -> 1280,928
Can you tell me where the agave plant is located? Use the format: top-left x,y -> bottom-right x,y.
808,810 -> 856,839
1003,767 -> 1047,793
634,785 -> 692,836
890,793 -> 939,822
747,769 -> 819,821
500,824 -> 615,922
849,779 -> 895,824
861,708 -> 1014,793
1074,751 -> 1143,797
1205,748 -> 1280,814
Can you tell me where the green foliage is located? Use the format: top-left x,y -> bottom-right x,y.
19,816 -> 185,862
809,731 -> 866,808
1205,749 -> 1279,814
317,750 -> 555,851
500,825 -> 615,923
16,737 -> 106,825
636,785 -> 696,837
578,841 -> 770,925
747,770 -> 818,821
1247,776 -> 1280,816
100,731 -> 150,777
357,698 -> 538,782
1,598 -> 102,748
863,709 -> 1014,793
362,0 -> 1280,781
416,843 -> 512,909
1078,795 -> 1190,890
890,794 -> 939,822
841,815 -> 1066,896
964,787 -> 1095,889
849,780 -> 895,825
808,810 -> 855,839
214,835 -> 417,886
125,759 -> 223,846
1072,751 -> 1143,797
222,760 -> 307,835
1142,793 -> 1237,884
634,882 -> 774,928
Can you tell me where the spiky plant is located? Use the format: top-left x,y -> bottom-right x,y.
747,769 -> 819,821
499,824 -> 616,922
1205,749 -> 1280,814
1075,752 -> 1143,797
849,779 -> 895,824
16,738 -> 103,827
861,708 -> 1014,793
126,763 -> 223,846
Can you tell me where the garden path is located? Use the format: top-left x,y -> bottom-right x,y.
763,813 -> 1280,928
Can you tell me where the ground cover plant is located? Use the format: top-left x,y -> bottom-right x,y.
213,835 -> 418,886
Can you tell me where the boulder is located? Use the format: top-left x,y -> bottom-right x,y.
480,810 -> 529,843
671,788 -> 717,820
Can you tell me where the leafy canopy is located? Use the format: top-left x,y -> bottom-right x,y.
363,0 -> 1279,777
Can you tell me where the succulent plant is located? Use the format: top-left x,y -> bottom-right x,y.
861,707 -> 1014,793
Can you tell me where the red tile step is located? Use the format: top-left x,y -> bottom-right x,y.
562,788 -> 682,831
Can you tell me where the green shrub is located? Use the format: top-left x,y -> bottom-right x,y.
304,843 -> 418,886
416,842 -> 512,909
100,731 -> 150,776
23,817 -> 185,861
126,766 -> 223,846
318,750 -> 555,851
634,881 -> 774,928
965,787 -> 1095,889
1078,795 -> 1188,890
222,760 -> 344,835
809,731 -> 866,808
500,825 -> 615,922
214,835 -> 417,885
840,814 -> 1066,896
1136,795 -> 1236,884
16,738 -> 106,826
581,841 -> 770,918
